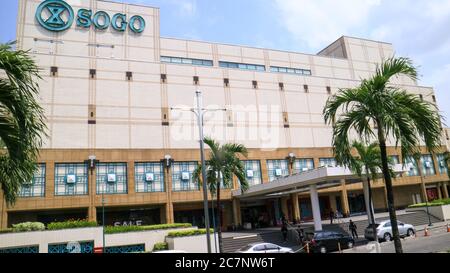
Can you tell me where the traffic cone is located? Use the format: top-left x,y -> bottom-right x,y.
447,223 -> 450,233
424,226 -> 430,237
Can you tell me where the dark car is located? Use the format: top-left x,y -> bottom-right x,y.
306,231 -> 354,253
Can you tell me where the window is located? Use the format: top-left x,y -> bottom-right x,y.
241,160 -> 262,187
419,94 -> 423,101
19,163 -> 46,198
161,56 -> 213,67
135,162 -> 165,193
293,159 -> 314,174
89,69 -> 96,79
224,78 -> 229,87
219,61 -> 265,72
50,66 -> 58,76
193,76 -> 199,85
266,160 -> 289,182
252,80 -> 258,89
421,154 -> 435,176
172,162 -> 199,192
270,66 -> 312,76
126,71 -> 132,81
437,154 -> 448,174
304,85 -> 309,93
384,222 -> 391,227
96,163 -> 128,194
405,156 -> 419,176
279,82 -> 284,90
319,158 -> 337,167
254,245 -> 266,251
432,95 -> 436,102
326,86 -> 331,94
54,163 -> 88,196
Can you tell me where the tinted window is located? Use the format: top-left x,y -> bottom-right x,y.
384,222 -> 391,227
239,245 -> 253,251
265,244 -> 279,250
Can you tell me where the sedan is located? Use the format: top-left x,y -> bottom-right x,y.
235,243 -> 294,253
364,220 -> 415,242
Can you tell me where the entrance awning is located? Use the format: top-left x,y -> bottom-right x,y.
233,164 -> 405,200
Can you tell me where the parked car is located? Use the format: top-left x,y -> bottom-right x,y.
235,243 -> 294,253
364,220 -> 416,242
305,231 -> 354,253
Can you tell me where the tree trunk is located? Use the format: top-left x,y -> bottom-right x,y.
366,175 -> 377,242
377,124 -> 403,253
216,180 -> 224,253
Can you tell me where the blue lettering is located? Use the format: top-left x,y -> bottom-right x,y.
76,9 -> 92,28
93,11 -> 110,30
129,15 -> 145,33
112,13 -> 127,32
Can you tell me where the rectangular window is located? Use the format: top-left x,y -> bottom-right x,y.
50,66 -> 58,76
293,159 -> 314,174
54,163 -> 88,196
126,71 -> 132,81
224,78 -> 229,87
89,69 -> 96,79
266,159 -> 289,182
326,86 -> 331,94
437,154 -> 448,174
193,76 -> 199,85
304,84 -> 309,93
279,82 -> 284,90
96,163 -> 128,194
135,162 -> 165,193
270,66 -> 312,76
241,160 -> 262,187
161,74 -> 167,83
19,163 -> 46,198
160,56 -> 213,67
219,61 -> 265,71
252,80 -> 258,89
432,95 -> 436,102
172,162 -> 199,192
421,154 -> 436,176
319,158 -> 337,168
405,156 -> 419,176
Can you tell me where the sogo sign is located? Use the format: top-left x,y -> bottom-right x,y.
35,0 -> 146,33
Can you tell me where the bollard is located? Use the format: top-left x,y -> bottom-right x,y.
306,243 -> 310,254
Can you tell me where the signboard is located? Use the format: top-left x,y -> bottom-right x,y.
94,247 -> 103,254
35,0 -> 146,33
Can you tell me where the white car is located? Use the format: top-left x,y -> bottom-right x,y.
235,243 -> 294,253
364,220 -> 416,242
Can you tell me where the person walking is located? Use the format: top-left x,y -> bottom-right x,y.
349,220 -> 358,239
297,227 -> 305,246
281,216 -> 288,242
329,210 -> 334,225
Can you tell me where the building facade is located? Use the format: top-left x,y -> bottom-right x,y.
1,0 -> 449,229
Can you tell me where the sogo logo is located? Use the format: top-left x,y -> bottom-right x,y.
35,0 -> 145,33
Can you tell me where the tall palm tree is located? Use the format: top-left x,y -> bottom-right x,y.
193,137 -> 249,253
0,42 -> 47,205
348,141 -> 394,242
323,57 -> 442,253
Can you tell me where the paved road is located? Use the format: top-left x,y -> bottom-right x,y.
343,227 -> 450,253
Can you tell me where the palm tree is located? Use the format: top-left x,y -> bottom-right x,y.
412,152 -> 433,226
323,57 -> 442,253
193,137 -> 249,253
348,141 -> 395,242
0,42 -> 47,205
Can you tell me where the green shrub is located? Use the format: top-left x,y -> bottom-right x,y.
12,222 -> 45,232
47,219 -> 97,230
0,228 -> 13,234
153,242 -> 168,252
408,198 -> 450,208
104,223 -> 192,234
167,228 -> 214,238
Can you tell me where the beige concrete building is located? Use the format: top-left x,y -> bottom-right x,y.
1,0 -> 449,230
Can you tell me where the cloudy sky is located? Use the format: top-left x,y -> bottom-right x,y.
1,0 -> 449,122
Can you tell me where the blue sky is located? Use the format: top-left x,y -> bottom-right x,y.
1,0 -> 449,122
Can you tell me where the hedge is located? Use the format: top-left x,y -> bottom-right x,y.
408,198 -> 450,208
104,223 -> 192,234
47,219 -> 98,230
167,228 -> 214,238
12,222 -> 45,232
153,242 -> 169,252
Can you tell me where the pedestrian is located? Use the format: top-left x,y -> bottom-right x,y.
329,210 -> 334,225
349,220 -> 358,239
297,227 -> 305,246
281,216 -> 288,242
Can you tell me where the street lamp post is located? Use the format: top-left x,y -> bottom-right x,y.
85,155 -> 102,252
171,90 -> 226,253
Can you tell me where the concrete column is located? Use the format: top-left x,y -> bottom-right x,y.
310,184 -> 322,232
281,197 -> 289,220
232,198 -> 241,226
437,184 -> 442,200
165,202 -> 174,224
88,206 -> 97,222
291,193 -> 300,222
340,179 -> 350,216
442,182 -> 449,199
362,179 -> 375,224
